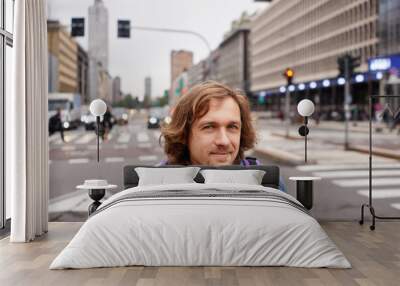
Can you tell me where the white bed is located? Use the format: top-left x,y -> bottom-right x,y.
50,183 -> 351,269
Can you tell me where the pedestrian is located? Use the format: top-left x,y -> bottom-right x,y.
102,107 -> 114,140
49,108 -> 65,142
158,80 -> 287,192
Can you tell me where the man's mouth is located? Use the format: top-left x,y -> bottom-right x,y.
210,152 -> 230,155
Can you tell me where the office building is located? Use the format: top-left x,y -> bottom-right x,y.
144,76 -> 152,108
88,0 -> 109,100
77,44 -> 89,104
217,16 -> 251,95
47,20 -> 78,93
251,0 -> 379,111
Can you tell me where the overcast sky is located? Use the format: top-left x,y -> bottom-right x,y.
48,0 -> 268,100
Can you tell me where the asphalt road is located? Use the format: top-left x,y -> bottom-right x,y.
48,114 -> 400,222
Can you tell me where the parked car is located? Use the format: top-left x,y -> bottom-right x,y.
112,107 -> 129,125
81,112 -> 101,130
147,107 -> 171,129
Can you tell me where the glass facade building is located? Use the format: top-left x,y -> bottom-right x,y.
379,0 -> 400,56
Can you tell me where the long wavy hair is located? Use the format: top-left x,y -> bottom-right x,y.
160,81 -> 257,165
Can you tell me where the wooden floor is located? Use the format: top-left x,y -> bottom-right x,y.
0,222 -> 399,286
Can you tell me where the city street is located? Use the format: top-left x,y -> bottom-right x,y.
48,112 -> 166,221
48,111 -> 400,222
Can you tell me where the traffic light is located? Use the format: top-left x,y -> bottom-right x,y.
283,68 -> 294,85
337,54 -> 361,78
337,56 -> 345,77
71,18 -> 84,37
349,55 -> 361,76
118,20 -> 131,38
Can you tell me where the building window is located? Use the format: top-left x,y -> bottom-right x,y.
1,0 -> 14,230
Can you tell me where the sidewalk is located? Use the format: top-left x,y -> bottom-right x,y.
253,112 -> 392,134
253,128 -> 400,166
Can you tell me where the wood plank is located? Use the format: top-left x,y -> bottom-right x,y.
0,222 -> 399,286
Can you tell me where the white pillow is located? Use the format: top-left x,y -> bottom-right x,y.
135,167 -> 201,186
200,169 -> 266,185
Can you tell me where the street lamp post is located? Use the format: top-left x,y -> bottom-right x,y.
283,68 -> 294,138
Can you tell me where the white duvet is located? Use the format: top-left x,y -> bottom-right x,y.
50,183 -> 351,269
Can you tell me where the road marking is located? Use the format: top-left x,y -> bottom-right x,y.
313,170 -> 400,178
105,157 -> 125,163
115,144 -> 128,149
391,203 -> 400,210
68,158 -> 89,164
333,178 -> 400,187
138,143 -> 152,148
61,145 -> 76,151
75,133 -> 96,144
357,189 -> 400,199
138,155 -> 158,161
297,163 -> 400,172
137,132 -> 149,142
117,133 -> 131,143
50,137 -> 64,145
88,145 -> 102,150
49,190 -> 96,213
153,130 -> 161,140
63,133 -> 80,144
69,150 -> 89,156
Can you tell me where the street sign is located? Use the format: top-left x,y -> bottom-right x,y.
368,55 -> 400,72
118,20 -> 131,38
71,18 -> 85,37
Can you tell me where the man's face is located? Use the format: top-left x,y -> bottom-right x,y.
188,97 -> 241,166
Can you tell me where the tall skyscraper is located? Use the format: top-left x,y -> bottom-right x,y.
144,77 -> 152,108
88,0 -> 109,101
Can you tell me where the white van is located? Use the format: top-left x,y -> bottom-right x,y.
48,93 -> 81,129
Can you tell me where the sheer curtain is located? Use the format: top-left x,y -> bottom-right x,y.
6,0 -> 49,242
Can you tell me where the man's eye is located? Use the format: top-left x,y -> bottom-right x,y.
202,125 -> 213,130
229,125 -> 239,129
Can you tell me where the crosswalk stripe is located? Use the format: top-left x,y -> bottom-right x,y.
137,132 -> 149,142
391,203 -> 400,210
68,158 -> 89,164
63,133 -> 80,144
153,131 -> 161,140
117,133 -> 131,143
333,178 -> 400,188
297,163 -> 400,172
138,143 -> 152,148
61,145 -> 76,151
138,155 -> 158,161
115,144 -> 128,149
88,145 -> 102,150
313,170 -> 400,178
105,157 -> 125,163
51,137 -> 64,145
75,133 -> 96,144
357,189 -> 400,199
49,190 -> 89,213
70,150 -> 89,156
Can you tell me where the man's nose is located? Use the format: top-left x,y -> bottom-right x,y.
214,128 -> 230,146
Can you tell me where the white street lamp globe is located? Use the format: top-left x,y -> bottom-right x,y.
89,99 -> 107,117
297,99 -> 315,117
